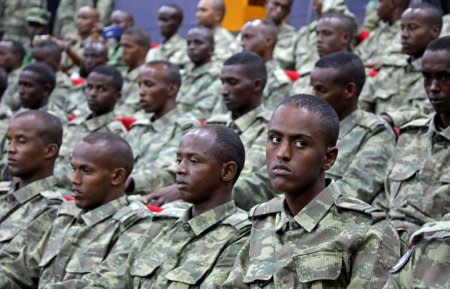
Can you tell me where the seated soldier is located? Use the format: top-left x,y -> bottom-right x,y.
151,52 -> 274,211
0,39 -> 25,111
146,4 -> 189,70
107,10 -> 134,69
293,12 -> 357,94
294,0 -> 354,75
196,0 -> 239,62
0,111 -> 64,253
241,19 -> 292,110
23,7 -> 51,65
310,51 -> 395,203
126,61 -> 195,195
115,27 -> 150,116
0,132 -> 151,288
223,94 -> 400,288
55,65 -> 127,188
383,213 -> 450,289
360,3 -> 442,128
81,125 -> 251,289
374,36 -> 450,245
265,0 -> 296,70
177,26 -> 221,118
0,68 -> 6,100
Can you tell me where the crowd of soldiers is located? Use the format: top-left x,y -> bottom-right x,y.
0,0 -> 448,288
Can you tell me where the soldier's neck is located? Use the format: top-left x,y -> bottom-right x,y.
284,175 -> 326,216
15,170 -> 53,190
437,113 -> 450,130
190,190 -> 232,218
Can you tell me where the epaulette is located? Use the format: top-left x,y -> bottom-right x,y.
410,221 -> 450,245
223,209 -> 251,231
249,197 -> 283,218
40,190 -> 64,202
113,205 -> 149,223
176,115 -> 196,131
273,66 -> 291,84
335,194 -> 386,222
58,201 -> 80,216
131,117 -> 151,127
0,181 -> 10,193
357,111 -> 387,132
257,108 -> 272,122
206,113 -> 229,125
67,116 -> 85,125
154,201 -> 189,219
399,117 -> 430,131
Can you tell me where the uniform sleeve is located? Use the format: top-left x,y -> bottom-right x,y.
221,239 -> 251,289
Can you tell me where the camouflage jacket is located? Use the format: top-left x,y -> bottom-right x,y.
383,214 -> 450,289
49,71 -> 73,114
263,59 -> 292,111
145,34 -> 189,71
374,114 -> 450,237
327,109 -> 395,204
223,181 -> 401,289
212,26 -> 240,63
273,23 -> 296,70
0,195 -> 151,289
116,67 -> 140,116
1,68 -> 21,112
82,201 -> 251,289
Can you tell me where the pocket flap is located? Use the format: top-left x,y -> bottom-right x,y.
130,254 -> 162,277
389,166 -> 419,182
295,251 -> 343,282
0,222 -> 22,242
165,262 -> 213,285
65,250 -> 104,273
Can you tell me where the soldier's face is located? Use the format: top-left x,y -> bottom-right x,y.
77,7 -> 97,35
241,25 -> 266,56
82,45 -> 108,76
377,0 -> 393,22
187,29 -> 213,65
0,42 -> 18,72
110,11 -> 132,32
120,34 -> 146,68
422,50 -> 450,115
266,0 -> 292,25
32,47 -> 58,71
26,22 -> 48,40
316,18 -> 349,58
7,116 -> 49,180
18,70 -> 49,109
401,9 -> 439,58
158,6 -> 180,39
71,141 -> 117,210
175,129 -> 224,205
266,105 -> 336,195
138,65 -> 172,113
196,0 -> 218,27
85,72 -> 119,116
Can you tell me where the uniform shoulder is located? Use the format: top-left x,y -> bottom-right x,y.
222,207 -> 251,231
399,117 -> 431,132
131,117 -> 151,127
271,64 -> 292,84
410,220 -> 450,245
113,199 -> 152,224
356,110 -> 390,132
39,189 -> 65,203
249,197 -> 283,218
335,193 -> 386,222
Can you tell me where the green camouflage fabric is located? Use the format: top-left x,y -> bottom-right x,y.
48,71 -> 73,113
207,105 -> 276,210
223,181 -> 401,289
383,214 -> 450,289
61,40 -> 85,74
263,59 -> 292,111
82,201 -> 251,289
1,68 -> 22,112
65,84 -> 90,116
128,108 -> 196,194
107,45 -> 127,71
0,176 -> 64,253
54,112 -> 127,188
115,67 -> 140,116
177,61 -> 221,119
0,0 -> 46,44
212,26 -> 240,63
294,0 -> 352,75
327,109 -> 395,204
291,73 -> 313,95
273,23 -> 296,70
145,34 -> 190,71
363,3 -> 380,32
374,114 -> 450,241
0,195 -> 151,289
360,56 -> 432,127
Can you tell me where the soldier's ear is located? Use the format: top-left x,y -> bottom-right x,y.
111,168 -> 127,186
344,82 -> 358,100
431,25 -> 441,39
44,143 -> 59,160
221,161 -> 238,183
322,146 -> 338,171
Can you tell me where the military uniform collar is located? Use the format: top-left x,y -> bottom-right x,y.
339,109 -> 361,137
125,67 -> 139,81
72,111 -> 115,130
232,105 -> 266,134
428,113 -> 450,142
406,56 -> 422,72
185,60 -> 216,76
11,176 -> 58,204
79,195 -> 127,226
179,201 -> 237,236
150,108 -> 178,132
162,33 -> 183,48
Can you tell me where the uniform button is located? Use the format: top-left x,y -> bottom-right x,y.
183,223 -> 191,231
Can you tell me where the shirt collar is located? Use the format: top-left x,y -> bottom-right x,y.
79,195 -> 127,226
79,112 -> 116,131
339,109 -> 360,138
232,105 -> 265,134
11,176 -> 58,204
428,113 -> 450,142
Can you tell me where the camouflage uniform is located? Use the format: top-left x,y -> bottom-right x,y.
441,14 -> 450,36
0,0 -> 46,44
208,106 -> 275,210
263,59 -> 292,110
65,84 -> 90,116
291,73 -> 313,95
273,23 -> 296,70
0,176 -> 64,253
0,195 -> 151,289
177,61 -> 221,119
82,201 -> 251,289
360,57 -> 431,127
223,181 -> 401,289
374,114 -> 450,241
328,109 -> 395,204
383,215 -> 450,289
1,68 -> 21,112
145,34 -> 189,71
212,26 -> 240,63
115,68 -> 140,116
49,71 -> 73,113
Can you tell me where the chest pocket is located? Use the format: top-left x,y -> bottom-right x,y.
0,223 -> 23,242
65,246 -> 106,273
389,165 -> 419,183
295,251 -> 343,283
243,270 -> 273,288
130,254 -> 162,277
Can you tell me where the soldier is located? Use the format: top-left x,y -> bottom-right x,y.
240,19 -> 293,110
125,60 -> 195,195
0,68 -> 8,136
223,94 -> 400,288
310,51 -> 395,203
293,12 -> 357,94
146,4 -> 189,70
177,26 -> 221,118
383,214 -> 450,289
0,68 -> 6,99
0,111 -> 63,253
81,125 -> 251,289
373,36 -> 450,245
116,27 -> 150,115
0,39 -> 25,111
360,3 -> 442,128
107,10 -> 134,69
23,7 -> 51,65
196,0 -> 240,62
265,0 -> 296,70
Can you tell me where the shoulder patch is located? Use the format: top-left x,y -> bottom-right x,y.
58,202 -> 80,216
40,190 -> 64,202
0,181 -> 10,193
335,194 -> 386,221
357,111 -> 387,132
399,117 -> 430,131
113,206 -> 142,223
249,197 -> 283,218
131,117 -> 151,127
223,209 -> 251,231
206,113 -> 229,125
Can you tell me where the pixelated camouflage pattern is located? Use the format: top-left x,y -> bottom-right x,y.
273,23 -> 296,70
1,68 -> 22,112
212,26 -> 240,63
263,59 -> 292,111
115,67 -> 140,116
145,34 -> 190,71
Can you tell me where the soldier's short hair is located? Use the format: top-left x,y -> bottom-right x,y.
33,40 -> 62,62
426,35 -> 450,52
245,19 -> 278,44
212,0 -> 226,19
123,27 -> 151,48
145,60 -> 181,87
189,26 -> 214,47
162,3 -> 184,24
278,94 -> 340,147
315,51 -> 366,95
2,39 -> 26,61
90,65 -> 123,92
320,12 -> 358,41
0,67 -> 7,96
22,63 -> 56,91
223,51 -> 267,92
12,110 -> 63,148
82,132 -> 134,176
407,3 -> 443,27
